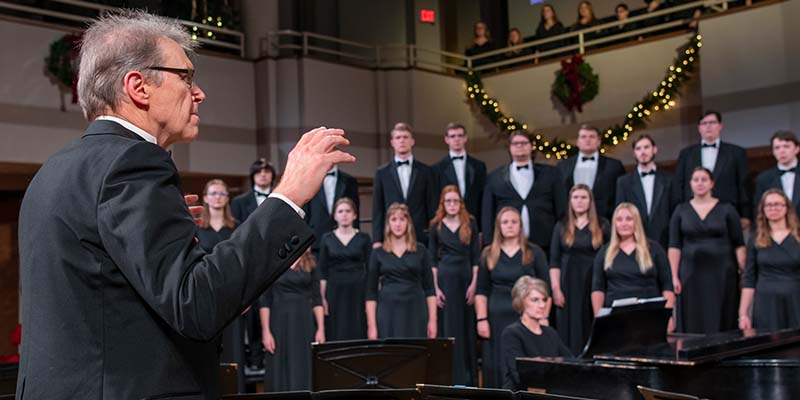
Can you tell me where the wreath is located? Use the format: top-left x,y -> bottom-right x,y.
45,34 -> 81,105
552,54 -> 599,112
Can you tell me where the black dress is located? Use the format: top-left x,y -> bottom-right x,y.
465,41 -> 496,67
366,244 -> 435,338
318,231 -> 371,341
501,321 -> 572,390
260,267 -> 322,392
549,220 -> 609,354
530,22 -> 566,54
669,202 -> 744,334
592,240 -> 673,307
429,219 -> 480,386
476,244 -> 548,388
743,236 -> 800,331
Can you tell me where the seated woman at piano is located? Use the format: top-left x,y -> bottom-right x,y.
501,276 -> 572,390
739,189 -> 800,331
591,203 -> 675,329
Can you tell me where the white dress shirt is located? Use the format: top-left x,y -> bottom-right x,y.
573,151 -> 599,189
701,138 -> 721,172
323,166 -> 338,214
780,160 -> 797,201
253,185 -> 271,206
450,151 -> 467,197
395,156 -> 413,199
638,166 -> 656,215
509,161 -> 534,238
97,115 -> 158,145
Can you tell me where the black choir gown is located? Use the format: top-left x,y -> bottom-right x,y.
260,267 -> 322,392
501,321 -> 573,390
428,219 -> 480,386
367,244 -> 435,338
592,240 -> 673,307
743,235 -> 800,330
669,202 -> 744,334
476,244 -> 548,388
318,231 -> 371,341
549,220 -> 609,354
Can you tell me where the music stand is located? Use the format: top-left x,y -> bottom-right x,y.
312,338 -> 453,391
220,391 -> 313,400
416,383 -> 514,399
316,388 -> 421,400
579,300 -> 671,359
515,391 -> 597,399
637,385 -> 706,400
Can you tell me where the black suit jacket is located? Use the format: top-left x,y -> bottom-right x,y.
676,141 -> 751,218
432,154 -> 487,226
754,166 -> 800,218
16,120 -> 313,400
482,163 -> 567,249
303,170 -> 360,253
558,155 -> 625,219
231,189 -> 259,223
372,159 -> 437,243
615,170 -> 679,249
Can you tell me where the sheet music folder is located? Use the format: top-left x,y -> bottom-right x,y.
579,297 -> 671,359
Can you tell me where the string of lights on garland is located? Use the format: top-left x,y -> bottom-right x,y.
465,34 -> 702,159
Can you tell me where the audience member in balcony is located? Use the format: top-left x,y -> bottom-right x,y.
530,3 -> 566,63
476,207 -> 549,388
432,122 -> 487,231
483,130 -> 567,257
571,1 -> 600,40
366,203 -> 437,339
557,125 -> 625,220
549,184 -> 609,354
615,134 -> 678,249
754,130 -> 800,219
669,167 -> 746,334
465,20 -> 495,68
591,204 -> 675,325
739,189 -> 800,331
675,111 -> 752,231
605,3 -> 640,43
502,277 -> 572,391
502,28 -> 531,69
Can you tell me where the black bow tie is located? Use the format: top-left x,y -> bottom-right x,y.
516,164 -> 530,170
581,156 -> 595,162
255,190 -> 269,198
640,170 -> 656,177
451,155 -> 464,161
779,167 -> 797,176
702,143 -> 717,148
326,171 -> 336,177
396,160 -> 410,166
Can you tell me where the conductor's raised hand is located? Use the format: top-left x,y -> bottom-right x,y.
273,127 -> 355,207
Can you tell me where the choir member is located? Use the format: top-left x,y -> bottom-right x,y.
739,189 -> 800,331
366,203 -> 437,339
571,1 -> 599,39
530,3 -> 566,60
615,134 -> 678,249
304,165 -> 360,257
466,21 -> 496,67
675,111 -> 751,230
557,124 -> 625,220
550,184 -> 609,354
591,203 -> 674,321
432,123 -> 487,227
429,185 -> 480,385
476,207 -> 549,388
669,167 -> 746,334
754,130 -> 800,219
372,122 -> 437,246
502,277 -> 572,391
259,249 -> 325,392
317,198 -> 371,341
483,130 -> 566,257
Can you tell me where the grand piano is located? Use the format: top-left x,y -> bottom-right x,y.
516,301 -> 800,399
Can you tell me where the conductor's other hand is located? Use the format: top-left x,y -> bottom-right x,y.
273,127 -> 355,207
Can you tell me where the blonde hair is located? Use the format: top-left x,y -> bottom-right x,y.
482,207 -> 533,270
563,184 -> 603,249
294,249 -> 316,273
511,276 -> 550,314
605,203 -> 652,273
382,203 -> 417,253
430,185 -> 473,245
200,179 -> 236,229
755,189 -> 800,249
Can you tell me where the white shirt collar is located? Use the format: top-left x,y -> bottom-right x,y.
579,151 -> 599,161
327,165 -> 339,174
449,151 -> 467,159
638,165 -> 657,174
395,155 -> 414,164
702,138 -> 721,147
780,159 -> 798,170
96,115 -> 158,145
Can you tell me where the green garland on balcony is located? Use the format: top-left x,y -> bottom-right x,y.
465,34 -> 702,160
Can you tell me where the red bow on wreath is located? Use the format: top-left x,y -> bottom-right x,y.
560,54 -> 585,112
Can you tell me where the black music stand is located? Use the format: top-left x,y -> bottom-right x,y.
316,388 -> 421,400
579,299 -> 671,359
416,383 -> 514,399
515,391 -> 597,399
221,390 -> 313,400
637,385 -> 707,400
311,338 -> 453,391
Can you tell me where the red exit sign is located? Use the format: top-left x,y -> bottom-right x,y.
420,9 -> 435,23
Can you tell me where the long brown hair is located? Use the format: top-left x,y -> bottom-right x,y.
539,4 -> 561,27
482,207 -> 533,270
430,185 -> 472,244
294,248 -> 316,273
200,179 -> 236,229
383,203 -> 417,253
755,189 -> 800,249
605,203 -> 652,273
563,184 -> 603,249
574,1 -> 597,26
